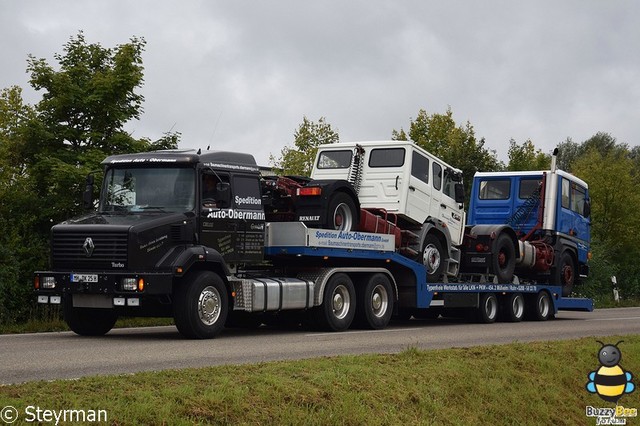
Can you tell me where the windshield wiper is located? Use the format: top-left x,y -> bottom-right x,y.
137,206 -> 168,212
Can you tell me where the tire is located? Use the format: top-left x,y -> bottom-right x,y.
63,298 -> 117,336
355,273 -> 394,330
421,234 -> 446,282
554,251 -> 576,297
492,233 -> 516,284
477,293 -> 498,324
311,273 -> 356,331
174,271 -> 228,339
502,293 -> 525,322
527,291 -> 553,321
326,192 -> 357,231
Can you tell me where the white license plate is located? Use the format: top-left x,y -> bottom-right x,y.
71,274 -> 98,283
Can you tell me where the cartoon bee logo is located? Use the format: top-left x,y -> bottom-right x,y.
586,340 -> 635,403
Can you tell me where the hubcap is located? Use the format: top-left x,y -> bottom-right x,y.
332,284 -> 351,320
423,244 -> 441,272
333,203 -> 353,231
198,286 -> 221,326
562,265 -> 573,285
371,285 -> 389,318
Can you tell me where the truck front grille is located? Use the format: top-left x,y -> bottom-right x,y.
52,231 -> 128,270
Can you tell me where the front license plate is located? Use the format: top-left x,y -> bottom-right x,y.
71,273 -> 98,283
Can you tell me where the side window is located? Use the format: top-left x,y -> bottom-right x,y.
519,179 -> 541,199
432,163 -> 442,191
571,183 -> 586,216
443,168 -> 455,199
479,180 -> 510,200
202,172 -> 229,207
317,150 -> 352,169
411,151 -> 429,184
232,175 -> 262,210
369,148 -> 405,167
561,179 -> 570,209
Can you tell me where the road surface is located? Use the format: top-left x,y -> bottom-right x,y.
2,307 -> 639,384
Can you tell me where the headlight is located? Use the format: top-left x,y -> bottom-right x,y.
121,278 -> 137,291
41,276 -> 57,289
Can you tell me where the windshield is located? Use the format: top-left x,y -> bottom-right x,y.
100,167 -> 195,213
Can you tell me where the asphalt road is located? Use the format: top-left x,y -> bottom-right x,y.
2,307 -> 640,385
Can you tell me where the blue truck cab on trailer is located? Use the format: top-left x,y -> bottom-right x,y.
463,153 -> 591,296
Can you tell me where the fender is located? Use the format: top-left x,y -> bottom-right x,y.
466,224 -> 521,258
294,179 -> 360,228
157,245 -> 230,278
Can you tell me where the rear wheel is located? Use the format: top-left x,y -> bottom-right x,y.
554,251 -> 576,297
311,273 -> 356,331
528,291 -> 553,321
492,233 -> 516,283
326,192 -> 357,231
174,271 -> 228,339
64,298 -> 117,336
421,234 -> 446,282
502,293 -> 525,322
477,293 -> 498,323
355,273 -> 394,329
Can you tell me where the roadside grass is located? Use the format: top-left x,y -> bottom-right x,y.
0,317 -> 174,334
1,336 -> 639,425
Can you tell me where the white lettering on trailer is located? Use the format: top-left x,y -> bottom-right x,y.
309,229 -> 395,251
426,284 -> 539,292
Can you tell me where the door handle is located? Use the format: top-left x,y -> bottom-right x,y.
395,176 -> 399,190
409,185 -> 416,192
440,204 -> 447,209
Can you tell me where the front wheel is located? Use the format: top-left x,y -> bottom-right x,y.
64,298 -> 117,336
492,233 -> 516,284
554,251 -> 576,297
421,234 -> 446,282
174,271 -> 228,339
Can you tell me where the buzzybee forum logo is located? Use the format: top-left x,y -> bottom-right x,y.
585,341 -> 637,424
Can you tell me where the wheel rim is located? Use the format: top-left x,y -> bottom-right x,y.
332,203 -> 353,231
371,284 -> 389,318
423,244 -> 441,272
538,294 -> 550,318
485,296 -> 497,319
332,284 -> 351,320
512,295 -> 524,318
198,285 -> 222,326
562,264 -> 574,286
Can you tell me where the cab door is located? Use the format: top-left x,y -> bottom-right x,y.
406,150 -> 433,223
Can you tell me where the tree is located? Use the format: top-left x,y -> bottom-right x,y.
0,32 -> 179,325
271,116 -> 339,176
393,107 -> 501,203
506,139 -> 550,171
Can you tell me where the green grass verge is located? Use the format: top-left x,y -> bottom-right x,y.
1,336 -> 639,425
0,317 -> 174,334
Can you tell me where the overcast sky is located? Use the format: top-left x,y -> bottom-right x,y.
2,1 -> 638,165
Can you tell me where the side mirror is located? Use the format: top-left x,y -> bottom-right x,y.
216,182 -> 231,208
454,183 -> 465,205
82,174 -> 95,210
583,198 -> 591,219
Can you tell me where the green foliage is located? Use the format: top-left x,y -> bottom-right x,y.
506,139 -> 550,171
0,32 -> 178,326
271,116 -> 339,176
393,107 -> 501,204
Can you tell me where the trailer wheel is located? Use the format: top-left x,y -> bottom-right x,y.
492,233 -> 516,284
554,251 -> 576,297
312,273 -> 356,331
528,291 -> 553,321
174,271 -> 228,339
502,293 -> 525,322
355,273 -> 394,329
64,299 -> 117,336
326,192 -> 357,231
477,293 -> 498,323
421,234 -> 446,282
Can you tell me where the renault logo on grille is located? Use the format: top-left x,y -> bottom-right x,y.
83,237 -> 95,257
